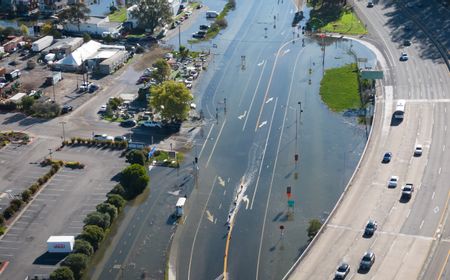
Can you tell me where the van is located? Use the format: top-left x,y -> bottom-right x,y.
206,11 -> 219,18
175,197 -> 186,217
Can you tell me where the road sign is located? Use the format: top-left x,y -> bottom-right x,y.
361,70 -> 384,80
357,57 -> 368,62
288,200 -> 295,207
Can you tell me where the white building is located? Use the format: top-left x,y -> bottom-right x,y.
63,16 -> 122,37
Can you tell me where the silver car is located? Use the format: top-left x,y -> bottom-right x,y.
335,262 -> 350,279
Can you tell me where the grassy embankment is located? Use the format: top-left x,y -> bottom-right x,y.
320,63 -> 360,112
308,0 -> 367,35
109,7 -> 127,22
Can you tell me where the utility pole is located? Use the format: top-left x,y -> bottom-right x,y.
59,121 -> 66,142
52,83 -> 56,102
178,24 -> 181,50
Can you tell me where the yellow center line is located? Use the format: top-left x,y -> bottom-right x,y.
223,225 -> 233,280
437,250 -> 450,280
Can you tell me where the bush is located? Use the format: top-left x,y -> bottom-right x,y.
3,206 -> 15,220
77,225 -> 105,251
30,101 -> 61,118
73,239 -> 94,257
83,211 -> 111,230
126,150 -> 146,165
21,189 -> 32,202
10,199 -> 24,211
307,218 -> 323,240
120,164 -> 149,199
96,203 -> 118,223
29,183 -> 39,194
106,194 -> 126,211
61,253 -> 89,280
216,18 -> 228,28
65,162 -> 85,169
83,33 -> 91,42
21,96 -> 35,113
50,266 -> 75,280
109,183 -> 126,197
0,214 -> 5,226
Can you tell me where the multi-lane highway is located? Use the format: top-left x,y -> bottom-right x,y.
286,0 -> 450,279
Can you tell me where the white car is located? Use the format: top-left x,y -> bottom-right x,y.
400,52 -> 409,61
93,134 -> 108,140
98,104 -> 107,113
388,176 -> 399,188
414,145 -> 423,156
142,121 -> 162,128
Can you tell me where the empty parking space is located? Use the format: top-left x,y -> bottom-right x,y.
0,146 -> 126,279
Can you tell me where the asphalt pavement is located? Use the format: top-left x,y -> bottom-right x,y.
286,0 -> 450,279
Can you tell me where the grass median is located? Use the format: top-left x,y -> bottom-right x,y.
320,63 -> 360,112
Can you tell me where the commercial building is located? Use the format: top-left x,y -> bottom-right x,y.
97,50 -> 130,75
47,37 -> 84,59
39,0 -> 67,15
63,16 -> 123,37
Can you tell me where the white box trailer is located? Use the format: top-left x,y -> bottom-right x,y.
32,36 -> 54,52
175,197 -> 186,217
47,236 -> 74,253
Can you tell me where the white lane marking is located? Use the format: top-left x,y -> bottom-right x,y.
250,98 -> 278,209
219,203 -> 222,209
258,121 -> 268,128
206,210 -> 214,223
445,125 -> 447,132
243,61 -> 267,131
282,49 -> 291,56
206,119 -> 227,168
443,145 -> 446,152
406,209 -> 411,218
432,192 -> 436,200
218,176 -> 225,187
242,195 -> 250,210
238,111 -> 247,120
187,177 -> 217,280
420,220 -> 425,229
198,123 -> 215,159
383,86 -> 393,137
266,97 -> 274,104
439,167 -> 442,175
257,60 -> 265,66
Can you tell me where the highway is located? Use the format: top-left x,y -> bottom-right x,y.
170,0 -> 375,279
286,0 -> 450,279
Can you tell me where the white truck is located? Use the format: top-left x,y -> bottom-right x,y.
32,36 -> 53,52
47,236 -> 75,253
175,197 -> 186,217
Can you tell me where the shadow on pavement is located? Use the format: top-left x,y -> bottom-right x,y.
1,112 -> 28,125
33,252 -> 68,265
390,116 -> 403,126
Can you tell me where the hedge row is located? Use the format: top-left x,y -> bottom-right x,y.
41,158 -> 85,169
0,162 -> 62,230
63,138 -> 127,150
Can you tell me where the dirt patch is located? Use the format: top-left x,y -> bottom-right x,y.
132,47 -> 169,72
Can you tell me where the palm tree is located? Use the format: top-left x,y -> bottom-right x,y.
59,3 -> 91,33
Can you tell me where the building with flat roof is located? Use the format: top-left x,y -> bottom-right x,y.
63,16 -> 122,37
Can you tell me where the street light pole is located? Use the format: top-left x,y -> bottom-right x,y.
59,121 -> 66,142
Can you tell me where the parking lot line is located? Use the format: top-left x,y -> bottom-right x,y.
0,246 -> 18,250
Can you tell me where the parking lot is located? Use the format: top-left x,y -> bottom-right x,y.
0,145 -> 126,279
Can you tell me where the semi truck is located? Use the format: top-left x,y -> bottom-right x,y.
32,36 -> 53,52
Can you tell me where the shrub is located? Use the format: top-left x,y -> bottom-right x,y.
29,183 -> 39,194
109,184 -> 126,197
73,239 -> 94,257
106,194 -> 126,211
120,164 -> 149,199
3,206 -> 15,220
10,199 -> 24,211
307,218 -> 323,240
126,150 -> 146,165
96,203 -> 118,222
83,212 -> 111,230
21,189 -> 32,202
65,162 -> 85,169
216,18 -> 228,28
30,101 -> 61,118
0,226 -> 6,236
61,253 -> 89,280
77,225 -> 105,251
50,266 -> 75,280
0,214 -> 5,226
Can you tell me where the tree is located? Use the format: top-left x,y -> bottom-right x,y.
126,149 -> 146,165
109,184 -> 126,198
19,24 -> 29,36
120,164 -> 149,199
107,194 -> 126,209
77,225 -> 105,250
96,203 -> 118,222
61,253 -> 88,280
84,211 -> 111,230
30,102 -> 61,118
150,81 -> 193,122
21,95 -> 35,112
131,0 -> 172,33
307,218 -> 323,240
108,97 -> 122,110
50,267 -> 75,280
21,189 -> 32,202
179,45 -> 189,60
73,239 -> 94,257
42,23 -> 53,35
82,33 -> 91,42
59,3 -> 91,33
151,58 -> 171,83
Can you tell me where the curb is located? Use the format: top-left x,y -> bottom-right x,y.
0,261 -> 9,275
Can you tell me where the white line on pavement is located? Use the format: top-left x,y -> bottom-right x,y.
206,119 -> 227,168
198,123 -> 215,159
243,61 -> 267,131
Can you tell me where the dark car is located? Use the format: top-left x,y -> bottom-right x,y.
192,32 -> 206,39
364,220 -> 378,236
403,40 -> 412,46
359,251 -> 375,271
401,183 -> 414,200
199,24 -> 210,30
121,119 -> 137,127
335,262 -> 350,279
61,105 -> 73,114
382,152 -> 392,163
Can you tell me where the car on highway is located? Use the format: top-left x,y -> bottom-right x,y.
414,144 -> 423,156
120,119 -> 137,127
382,152 -> 392,163
401,183 -> 414,200
388,176 -> 399,188
61,105 -> 73,114
400,52 -> 409,61
364,220 -> 378,236
359,251 -> 375,271
334,262 -> 350,279
142,121 -> 162,128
